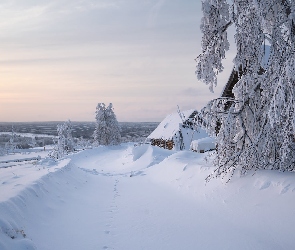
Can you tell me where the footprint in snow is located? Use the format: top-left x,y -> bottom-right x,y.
256,180 -> 271,190
280,184 -> 290,194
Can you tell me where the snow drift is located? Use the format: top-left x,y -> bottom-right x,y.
0,144 -> 295,249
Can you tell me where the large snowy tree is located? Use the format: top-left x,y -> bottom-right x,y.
93,103 -> 121,146
105,103 -> 122,145
196,0 -> 295,180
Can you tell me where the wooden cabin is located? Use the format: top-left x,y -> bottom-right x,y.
147,110 -> 209,150
149,138 -> 174,150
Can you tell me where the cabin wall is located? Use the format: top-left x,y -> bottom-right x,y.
150,139 -> 174,150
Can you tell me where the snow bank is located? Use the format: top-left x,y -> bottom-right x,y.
190,137 -> 216,152
180,126 -> 210,150
0,144 -> 295,249
0,158 -> 87,249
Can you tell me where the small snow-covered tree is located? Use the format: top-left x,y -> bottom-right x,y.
49,120 -> 75,159
64,120 -> 75,152
51,124 -> 66,159
93,103 -> 109,146
5,126 -> 17,154
196,0 -> 295,180
29,136 -> 37,148
93,103 -> 121,146
76,136 -> 91,150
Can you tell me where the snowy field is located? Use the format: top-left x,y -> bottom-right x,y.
0,143 -> 294,250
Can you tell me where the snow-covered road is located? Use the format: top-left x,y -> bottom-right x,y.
1,144 -> 295,249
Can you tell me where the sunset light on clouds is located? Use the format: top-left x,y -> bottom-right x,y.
0,0 -> 235,122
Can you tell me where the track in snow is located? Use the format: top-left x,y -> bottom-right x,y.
1,144 -> 295,250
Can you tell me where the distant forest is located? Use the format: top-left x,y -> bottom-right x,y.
0,122 -> 158,142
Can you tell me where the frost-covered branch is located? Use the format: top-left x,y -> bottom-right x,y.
195,0 -> 295,180
196,0 -> 231,92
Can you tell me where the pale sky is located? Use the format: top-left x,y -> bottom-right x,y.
0,0 -> 235,122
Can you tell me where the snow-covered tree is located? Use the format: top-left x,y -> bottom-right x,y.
29,136 -> 37,148
64,120 -> 75,152
5,126 -> 17,154
196,0 -> 295,180
93,103 -> 109,146
76,136 -> 91,150
93,103 -> 121,146
49,120 -> 75,159
106,103 -> 121,145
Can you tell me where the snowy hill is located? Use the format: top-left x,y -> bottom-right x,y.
0,144 -> 295,249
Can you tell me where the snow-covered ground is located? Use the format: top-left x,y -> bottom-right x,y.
0,143 -> 295,249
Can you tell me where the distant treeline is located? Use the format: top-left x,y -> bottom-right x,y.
0,122 -> 159,141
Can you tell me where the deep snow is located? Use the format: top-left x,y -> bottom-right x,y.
0,143 -> 295,249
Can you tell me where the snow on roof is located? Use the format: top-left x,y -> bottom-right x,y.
147,109 -> 195,140
190,137 -> 216,152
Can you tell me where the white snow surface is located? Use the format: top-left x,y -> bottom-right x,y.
179,126 -> 210,150
0,143 -> 295,249
191,137 -> 216,152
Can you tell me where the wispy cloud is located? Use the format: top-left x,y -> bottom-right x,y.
0,0 -> 217,122
0,3 -> 50,30
0,0 -> 119,30
147,0 -> 166,28
50,0 -> 119,14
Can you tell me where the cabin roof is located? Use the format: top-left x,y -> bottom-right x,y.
147,109 -> 195,140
